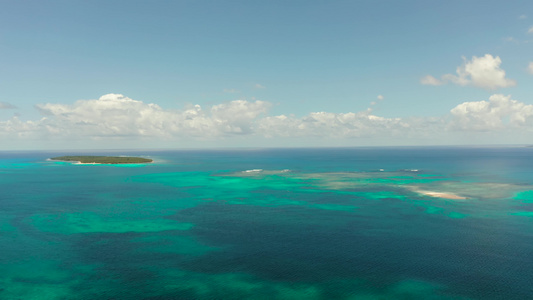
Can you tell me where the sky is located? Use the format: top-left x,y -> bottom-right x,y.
1,0 -> 533,150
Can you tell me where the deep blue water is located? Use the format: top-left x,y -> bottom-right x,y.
1,147 -> 533,299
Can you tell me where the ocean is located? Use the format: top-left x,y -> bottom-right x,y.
1,147 -> 532,299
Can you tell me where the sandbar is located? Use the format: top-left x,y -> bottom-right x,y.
415,190 -> 468,200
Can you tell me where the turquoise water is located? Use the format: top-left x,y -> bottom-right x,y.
1,147 -> 533,299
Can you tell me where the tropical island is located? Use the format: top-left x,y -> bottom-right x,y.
50,156 -> 153,164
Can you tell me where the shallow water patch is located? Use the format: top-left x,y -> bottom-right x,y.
31,212 -> 193,234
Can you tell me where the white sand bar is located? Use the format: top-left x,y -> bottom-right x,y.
416,190 -> 468,200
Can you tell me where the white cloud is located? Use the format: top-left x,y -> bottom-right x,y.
422,54 -> 516,90
529,26 -> 533,34
254,83 -> 266,89
420,75 -> 443,86
529,62 -> 533,74
32,93 -> 270,139
519,15 -> 527,20
258,110 -> 411,139
0,94 -> 429,144
450,94 -> 533,131
211,100 -> 270,134
3,93 -> 533,148
0,102 -> 16,109
377,95 -> 384,101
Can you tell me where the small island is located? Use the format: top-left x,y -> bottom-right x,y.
50,156 -> 153,164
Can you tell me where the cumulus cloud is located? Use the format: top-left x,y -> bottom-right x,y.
420,75 -> 443,86
529,26 -> 533,34
3,93 -> 533,147
32,93 -> 270,139
0,102 -> 17,109
377,95 -> 384,101
0,93 -> 432,143
529,62 -> 533,74
257,111 -> 410,139
519,15 -> 527,20
211,100 -> 270,134
450,94 -> 533,131
254,83 -> 266,89
422,54 -> 516,90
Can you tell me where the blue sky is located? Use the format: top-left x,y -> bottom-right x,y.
1,0 -> 532,149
